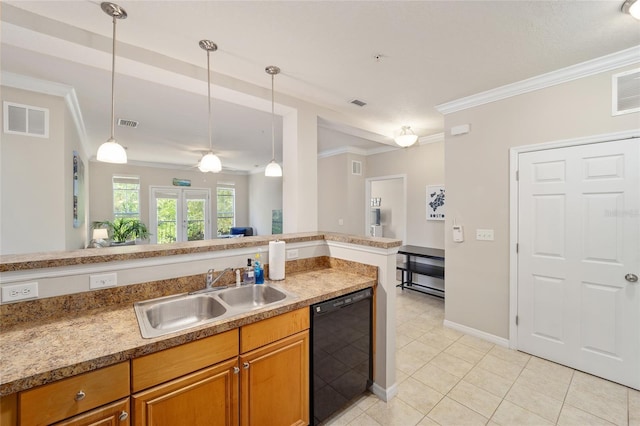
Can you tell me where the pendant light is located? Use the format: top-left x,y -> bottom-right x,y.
394,126 -> 418,148
264,66 -> 282,177
96,2 -> 128,164
198,40 -> 222,173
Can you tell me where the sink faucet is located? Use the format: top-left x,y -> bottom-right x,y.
189,268 -> 234,295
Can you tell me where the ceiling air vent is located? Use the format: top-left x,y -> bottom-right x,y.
349,99 -> 367,107
118,118 -> 139,128
612,68 -> 640,116
3,101 -> 49,138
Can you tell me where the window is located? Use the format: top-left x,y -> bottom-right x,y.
113,176 -> 140,219
217,187 -> 235,235
149,187 -> 210,244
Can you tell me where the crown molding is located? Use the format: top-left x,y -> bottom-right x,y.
436,45 -> 640,115
419,132 -> 445,145
2,71 -> 90,156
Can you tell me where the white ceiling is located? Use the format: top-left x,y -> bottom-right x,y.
2,1 -> 639,172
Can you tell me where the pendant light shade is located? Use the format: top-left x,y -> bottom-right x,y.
394,126 -> 419,147
97,2 -> 127,164
265,65 -> 282,177
198,40 -> 222,173
622,0 -> 640,19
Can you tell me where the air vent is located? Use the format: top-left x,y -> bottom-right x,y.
612,68 -> 640,116
117,118 -> 139,128
3,101 -> 49,138
349,99 -> 367,107
351,160 -> 362,175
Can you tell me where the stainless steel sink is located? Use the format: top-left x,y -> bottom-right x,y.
134,284 -> 296,338
134,293 -> 228,338
217,284 -> 287,309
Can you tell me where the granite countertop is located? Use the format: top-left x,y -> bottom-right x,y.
0,267 -> 376,396
0,232 -> 402,272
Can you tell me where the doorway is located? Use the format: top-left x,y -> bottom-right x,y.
365,175 -> 407,242
512,135 -> 639,389
149,187 -> 212,244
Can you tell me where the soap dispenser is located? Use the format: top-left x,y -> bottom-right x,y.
254,254 -> 264,284
243,258 -> 255,284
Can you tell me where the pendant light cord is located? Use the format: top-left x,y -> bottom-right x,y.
110,15 -> 117,141
207,49 -> 212,151
271,73 -> 275,161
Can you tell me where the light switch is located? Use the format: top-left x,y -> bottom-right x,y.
476,229 -> 494,241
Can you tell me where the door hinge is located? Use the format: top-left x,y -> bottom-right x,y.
516,243 -> 519,253
516,170 -> 519,181
515,315 -> 519,326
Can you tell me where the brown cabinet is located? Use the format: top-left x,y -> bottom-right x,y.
132,358 -> 238,426
53,398 -> 130,426
18,362 -> 130,426
239,307 -> 310,426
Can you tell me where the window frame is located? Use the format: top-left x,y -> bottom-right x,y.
112,175 -> 140,220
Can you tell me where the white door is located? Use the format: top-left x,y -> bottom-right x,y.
149,187 -> 211,244
517,138 -> 639,389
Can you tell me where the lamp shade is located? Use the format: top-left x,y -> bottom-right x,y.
622,0 -> 640,19
198,152 -> 222,173
394,126 -> 418,147
96,138 -> 127,163
265,160 -> 283,177
93,228 -> 109,240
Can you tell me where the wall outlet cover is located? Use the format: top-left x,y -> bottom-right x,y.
2,282 -> 38,302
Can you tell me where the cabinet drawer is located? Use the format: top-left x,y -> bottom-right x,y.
19,362 -> 129,426
240,308 -> 309,353
53,397 -> 130,425
132,329 -> 238,392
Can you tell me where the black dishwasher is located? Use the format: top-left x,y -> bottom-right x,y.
310,288 -> 373,425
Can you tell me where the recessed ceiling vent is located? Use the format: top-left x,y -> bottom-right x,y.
349,99 -> 367,107
612,68 -> 640,116
117,118 -> 139,128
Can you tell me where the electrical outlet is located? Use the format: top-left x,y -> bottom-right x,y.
287,249 -> 299,260
2,282 -> 38,302
90,273 -> 117,289
476,229 -> 495,241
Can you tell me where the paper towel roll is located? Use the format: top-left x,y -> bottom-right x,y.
268,241 -> 286,281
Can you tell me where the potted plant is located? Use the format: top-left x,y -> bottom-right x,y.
93,218 -> 150,245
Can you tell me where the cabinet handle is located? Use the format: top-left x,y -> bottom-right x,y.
74,390 -> 86,401
233,366 -> 240,374
119,411 -> 129,422
243,362 -> 250,369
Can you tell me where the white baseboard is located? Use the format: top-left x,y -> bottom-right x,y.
443,320 -> 509,348
371,382 -> 398,402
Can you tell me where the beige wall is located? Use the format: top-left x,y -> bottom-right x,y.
444,64 -> 640,339
248,172 -> 282,235
0,86 -> 83,254
64,101 -> 88,250
367,142 -> 445,247
89,162 -> 249,237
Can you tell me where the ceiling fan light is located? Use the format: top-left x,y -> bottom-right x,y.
265,160 -> 282,177
394,126 -> 418,147
198,152 -> 222,173
622,0 -> 640,19
96,138 -> 127,163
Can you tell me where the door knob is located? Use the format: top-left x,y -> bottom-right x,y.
625,273 -> 638,283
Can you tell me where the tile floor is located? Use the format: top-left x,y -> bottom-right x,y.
324,287 -> 640,426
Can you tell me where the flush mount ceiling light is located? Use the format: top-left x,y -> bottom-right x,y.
394,126 -> 418,147
96,2 -> 128,164
622,0 -> 640,19
264,65 -> 282,177
198,40 -> 222,173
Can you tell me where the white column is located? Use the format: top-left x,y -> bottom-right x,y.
282,107 -> 318,233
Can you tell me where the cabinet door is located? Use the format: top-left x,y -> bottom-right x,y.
132,358 -> 238,426
53,398 -> 130,426
240,331 -> 309,426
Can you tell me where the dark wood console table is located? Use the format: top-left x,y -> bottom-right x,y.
397,245 -> 445,298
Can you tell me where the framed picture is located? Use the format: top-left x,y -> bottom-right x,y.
427,185 -> 445,221
73,151 -> 85,228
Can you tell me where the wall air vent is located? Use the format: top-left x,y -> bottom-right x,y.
117,118 -> 139,128
349,99 -> 367,107
612,68 -> 640,116
3,101 -> 49,138
351,160 -> 362,175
